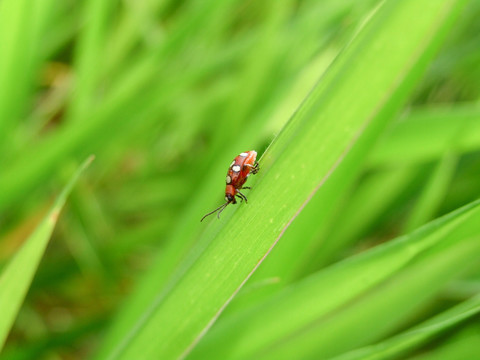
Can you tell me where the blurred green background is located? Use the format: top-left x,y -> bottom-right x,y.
1,0 -> 480,359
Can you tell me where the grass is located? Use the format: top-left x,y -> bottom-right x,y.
1,0 -> 480,359
0,156 -> 93,349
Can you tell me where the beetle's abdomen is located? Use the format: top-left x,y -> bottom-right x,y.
226,151 -> 257,190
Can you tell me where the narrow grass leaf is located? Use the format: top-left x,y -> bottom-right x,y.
0,156 -> 94,351
331,293 -> 480,360
94,1 -> 466,359
260,235 -> 480,359
68,0 -> 114,122
0,0 -> 49,156
189,199 -> 480,359
409,324 -> 480,360
403,152 -> 457,232
369,104 -> 480,167
317,166 -> 416,265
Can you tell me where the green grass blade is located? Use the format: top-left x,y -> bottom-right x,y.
331,293 -> 480,360
67,0 -> 114,122
410,324 -> 480,360
93,1 -> 467,359
0,156 -> 94,351
316,166 -> 416,265
0,0 -> 48,157
189,199 -> 480,359
403,152 -> 457,232
369,104 -> 480,167
264,236 -> 480,359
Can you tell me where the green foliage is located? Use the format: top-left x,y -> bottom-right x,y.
1,0 -> 480,359
331,294 -> 480,360
0,157 -> 93,351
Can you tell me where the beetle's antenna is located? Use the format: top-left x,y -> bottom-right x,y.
201,202 -> 229,222
216,202 -> 229,219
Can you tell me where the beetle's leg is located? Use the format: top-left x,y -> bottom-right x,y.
244,162 -> 260,174
236,190 -> 248,203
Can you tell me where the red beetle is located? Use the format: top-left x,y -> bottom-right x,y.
201,150 -> 259,221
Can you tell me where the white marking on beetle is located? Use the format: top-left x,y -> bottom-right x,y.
230,161 -> 235,167
226,175 -> 232,184
239,152 -> 248,157
225,196 -> 229,202
232,165 -> 241,172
